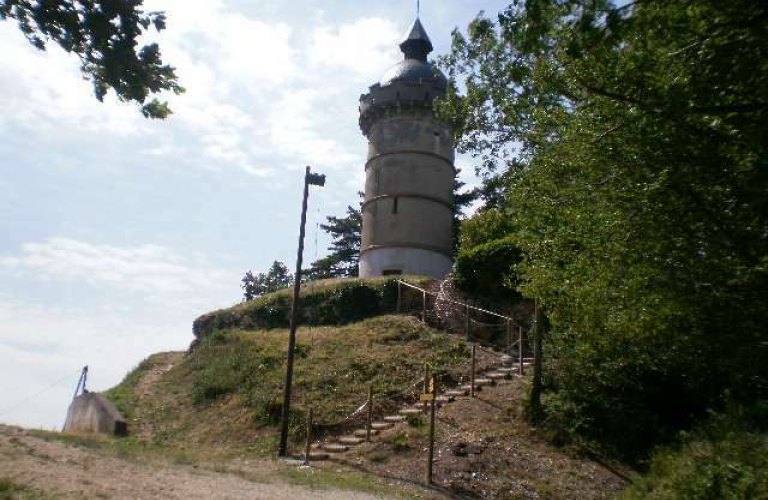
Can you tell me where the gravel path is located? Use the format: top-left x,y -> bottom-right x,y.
0,425 -> 392,500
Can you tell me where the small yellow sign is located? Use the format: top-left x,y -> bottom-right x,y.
420,393 -> 435,401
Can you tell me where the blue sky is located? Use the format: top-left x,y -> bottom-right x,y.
0,0 -> 508,429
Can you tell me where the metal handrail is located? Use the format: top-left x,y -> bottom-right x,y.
396,279 -> 514,321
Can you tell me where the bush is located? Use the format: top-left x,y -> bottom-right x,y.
620,411 -> 768,500
192,277 -> 430,343
454,236 -> 521,298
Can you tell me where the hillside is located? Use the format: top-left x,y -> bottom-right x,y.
105,314 -> 476,454
78,278 -> 629,499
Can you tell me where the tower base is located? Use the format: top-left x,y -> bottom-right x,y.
359,247 -> 452,279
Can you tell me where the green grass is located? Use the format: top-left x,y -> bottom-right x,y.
103,355 -> 165,420
102,314 -> 469,454
0,479 -> 48,500
279,465 -> 432,499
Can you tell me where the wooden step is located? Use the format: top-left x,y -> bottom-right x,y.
474,378 -> 494,386
460,384 -> 482,393
495,367 -> 514,374
486,371 -> 510,380
338,436 -> 365,445
353,429 -> 379,438
435,395 -> 452,404
399,407 -> 422,416
305,452 -> 330,461
371,422 -> 393,430
384,415 -> 405,423
319,443 -> 348,453
445,389 -> 468,397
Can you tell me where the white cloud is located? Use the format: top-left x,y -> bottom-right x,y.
309,17 -> 402,78
0,238 -> 237,305
0,238 -> 241,429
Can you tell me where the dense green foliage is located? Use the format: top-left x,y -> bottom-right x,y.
241,261 -> 293,301
1,0 -> 182,118
440,0 -> 768,458
454,210 -> 519,297
196,276 -> 432,343
620,410 -> 768,500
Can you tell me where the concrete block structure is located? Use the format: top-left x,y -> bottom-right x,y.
63,392 -> 127,436
358,18 -> 454,279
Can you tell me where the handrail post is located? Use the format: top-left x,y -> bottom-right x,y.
519,326 -> 524,376
366,385 -> 373,442
304,407 -> 313,465
465,305 -> 471,341
422,290 -> 427,324
396,281 -> 402,314
506,320 -> 512,352
470,344 -> 476,398
426,376 -> 438,485
423,362 -> 430,414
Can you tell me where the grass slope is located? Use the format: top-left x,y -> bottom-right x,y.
105,315 -> 469,454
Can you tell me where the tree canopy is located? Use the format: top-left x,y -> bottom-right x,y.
241,261 -> 293,301
440,0 -> 768,458
1,0 -> 183,118
306,195 -> 363,280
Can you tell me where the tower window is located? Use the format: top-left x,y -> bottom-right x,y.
392,196 -> 399,214
382,269 -> 402,276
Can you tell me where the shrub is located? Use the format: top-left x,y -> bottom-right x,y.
620,410 -> 768,500
192,277 -> 430,343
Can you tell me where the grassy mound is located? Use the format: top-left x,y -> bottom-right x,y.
192,276 -> 432,343
105,315 -> 469,453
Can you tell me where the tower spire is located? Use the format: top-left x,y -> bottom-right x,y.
399,17 -> 433,61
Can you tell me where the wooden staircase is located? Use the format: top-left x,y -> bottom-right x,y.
305,353 -> 534,460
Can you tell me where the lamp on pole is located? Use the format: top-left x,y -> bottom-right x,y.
278,166 -> 325,457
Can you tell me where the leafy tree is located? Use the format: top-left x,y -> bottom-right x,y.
440,0 -> 768,458
241,261 -> 293,301
452,168 -> 479,252
306,194 -> 363,280
454,209 -> 519,298
1,0 -> 183,118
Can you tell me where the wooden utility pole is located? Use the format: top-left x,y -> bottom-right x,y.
278,166 -> 325,457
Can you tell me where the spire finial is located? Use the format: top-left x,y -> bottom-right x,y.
417,0 -> 420,18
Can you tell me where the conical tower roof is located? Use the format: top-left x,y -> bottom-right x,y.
399,18 -> 433,61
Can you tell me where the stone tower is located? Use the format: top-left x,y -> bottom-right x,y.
358,18 -> 454,278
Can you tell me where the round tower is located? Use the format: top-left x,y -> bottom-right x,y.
358,18 -> 454,279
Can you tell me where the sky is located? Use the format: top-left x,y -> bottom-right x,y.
0,0 -> 509,429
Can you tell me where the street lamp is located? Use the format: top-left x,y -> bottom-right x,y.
278,166 -> 325,457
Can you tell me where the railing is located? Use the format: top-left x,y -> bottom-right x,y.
394,279 -> 529,375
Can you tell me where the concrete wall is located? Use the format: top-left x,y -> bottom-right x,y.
360,246 -> 453,278
63,392 -> 127,436
359,111 -> 455,279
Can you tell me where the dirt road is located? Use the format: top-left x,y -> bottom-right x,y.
0,425 -> 395,500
